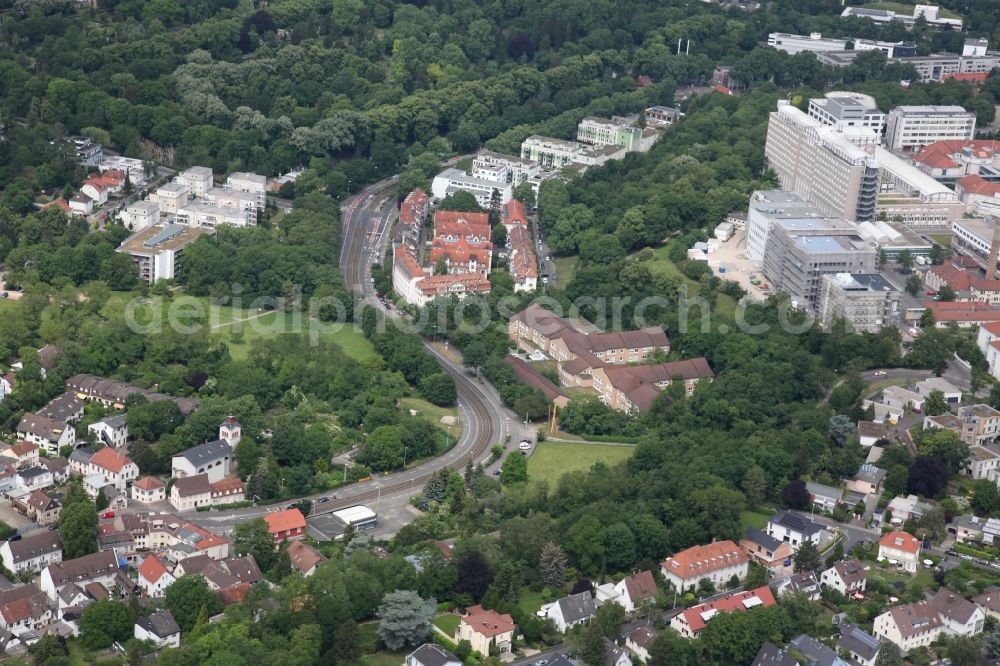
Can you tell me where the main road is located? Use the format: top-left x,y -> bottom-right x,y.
185,176 -> 518,536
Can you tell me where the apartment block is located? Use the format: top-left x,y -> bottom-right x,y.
178,166 -> 213,197
885,106 -> 976,152
894,53 -> 1000,82
471,151 -> 539,185
764,102 -> 879,223
176,202 -> 254,229
818,273 -> 900,332
225,172 -> 267,209
431,168 -> 513,209
576,117 -> 659,153
154,182 -> 189,214
520,135 -> 583,169
117,224 -> 215,284
119,201 -> 160,231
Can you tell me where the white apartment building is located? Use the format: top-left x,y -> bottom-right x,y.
431,168 -> 513,209
225,172 -> 267,208
117,224 -> 215,284
472,151 -> 539,185
119,201 -> 160,230
87,414 -> 128,449
154,182 -> 190,214
178,166 -> 213,197
874,589 -> 983,654
39,551 -> 119,602
885,106 -> 976,152
521,135 -> 583,169
0,531 -> 62,574
660,540 -> 748,592
205,187 -> 259,221
767,32 -> 846,55
176,202 -> 254,228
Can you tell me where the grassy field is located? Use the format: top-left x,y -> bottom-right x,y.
739,510 -> 772,530
517,589 -> 551,615
400,397 -> 461,440
930,234 -> 951,248
433,614 -> 460,637
642,246 -> 739,318
553,256 -> 578,286
98,292 -> 375,361
527,441 -> 634,485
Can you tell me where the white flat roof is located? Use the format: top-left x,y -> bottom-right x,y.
332,505 -> 376,522
875,147 -> 956,198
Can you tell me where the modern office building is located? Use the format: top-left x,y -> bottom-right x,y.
807,92 -> 886,139
841,4 -> 962,30
885,106 -> 976,152
764,102 -> 880,222
894,52 -> 1000,82
471,151 -> 539,185
854,39 -> 917,58
873,147 -> 965,226
767,32 -> 847,55
175,202 -> 255,229
117,224 -> 215,284
576,117 -> 658,153
817,273 -> 900,332
745,190 -> 822,265
760,217 -> 877,310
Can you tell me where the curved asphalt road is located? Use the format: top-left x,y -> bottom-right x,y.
183,176 -> 512,534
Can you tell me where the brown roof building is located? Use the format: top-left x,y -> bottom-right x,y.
287,541 -> 326,577
661,540 -> 749,592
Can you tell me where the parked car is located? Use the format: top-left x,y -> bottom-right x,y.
101,511 -> 115,519
519,440 -> 532,451
314,497 -> 331,504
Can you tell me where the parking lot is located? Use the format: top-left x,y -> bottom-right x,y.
702,228 -> 770,300
306,496 -> 424,541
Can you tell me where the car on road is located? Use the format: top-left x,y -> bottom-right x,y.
519,440 -> 532,451
493,469 -> 501,476
874,370 -> 887,376
534,660 -> 548,666
314,497 -> 331,504
101,511 -> 115,519
946,550 -> 958,557
542,276 -> 549,285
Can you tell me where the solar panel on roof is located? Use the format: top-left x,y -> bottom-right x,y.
143,224 -> 185,247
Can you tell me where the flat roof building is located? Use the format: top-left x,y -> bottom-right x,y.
117,224 -> 214,284
431,168 -> 513,210
818,273 -> 900,332
841,4 -> 962,30
885,106 -> 976,152
767,32 -> 847,55
807,92 -> 885,139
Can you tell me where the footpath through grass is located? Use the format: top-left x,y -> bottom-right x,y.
527,441 -> 634,485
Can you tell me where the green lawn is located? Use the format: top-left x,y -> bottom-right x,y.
740,510 -> 772,530
930,234 -> 951,248
553,256 -> 578,286
641,245 -> 738,318
433,614 -> 460,637
400,398 -> 461,440
516,589 -> 550,615
527,441 -> 634,485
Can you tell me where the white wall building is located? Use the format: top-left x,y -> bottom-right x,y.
153,182 -> 190,214
178,166 -> 213,197
885,106 -> 977,152
225,172 -> 267,209
767,32 -> 847,55
119,201 -> 160,230
431,168 -> 513,209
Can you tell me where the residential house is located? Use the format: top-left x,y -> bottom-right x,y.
604,639 -> 633,666
0,587 -> 53,638
405,644 -> 462,666
669,586 -> 777,638
114,513 -> 230,561
131,476 -> 166,504
877,531 -> 921,573
88,415 -> 129,449
789,634 -> 847,666
862,401 -> 902,425
137,556 -> 175,597
134,610 -> 181,649
957,404 -> 1000,446
457,604 -> 516,656
751,642 -> 798,666
97,525 -> 136,561
40,457 -> 68,484
172,554 -> 262,597
23,490 -> 60,526
613,571 -> 657,613
874,588 -> 984,653
765,512 -> 827,551
858,421 -> 888,447
821,559 -> 867,597
502,356 -> 570,409
69,192 -> 94,215
39,393 -> 84,423
626,625 -> 657,662
263,509 -> 306,545
965,442 -> 1000,481
169,474 -> 245,511
741,528 -> 793,574
16,467 -> 54,492
661,540 -> 748,593
65,374 -> 200,415
286,540 -> 326,577
973,587 -> 1000,621
81,447 -> 139,492
806,482 -> 842,512
0,374 -> 12,402
39,551 -> 120,601
171,439 -> 232,483
0,443 -> 38,468
846,464 -> 887,495
57,582 -> 106,614
836,621 -> 882,666
0,531 -> 62,574
885,495 -> 932,524
545,591 -> 597,632
773,572 -> 820,601
15,412 -> 75,455
915,377 -> 962,403
949,514 -> 1000,545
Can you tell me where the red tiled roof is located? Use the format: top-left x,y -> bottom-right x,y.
210,477 -> 245,494
662,540 -> 747,580
218,582 -> 251,605
400,189 -> 430,225
138,555 -> 170,584
90,447 -> 134,474
133,476 -> 164,490
287,540 -> 326,574
417,273 -> 491,296
264,508 -> 306,534
712,85 -> 731,95
502,200 -> 528,226
7,442 -> 38,457
914,146 -> 959,169
879,530 -> 920,555
944,72 -> 989,82
462,605 -> 516,638
394,245 -> 426,281
622,571 -> 657,603
957,174 -> 1000,197
433,210 -> 490,229
677,586 -> 775,633
923,301 -> 1000,323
